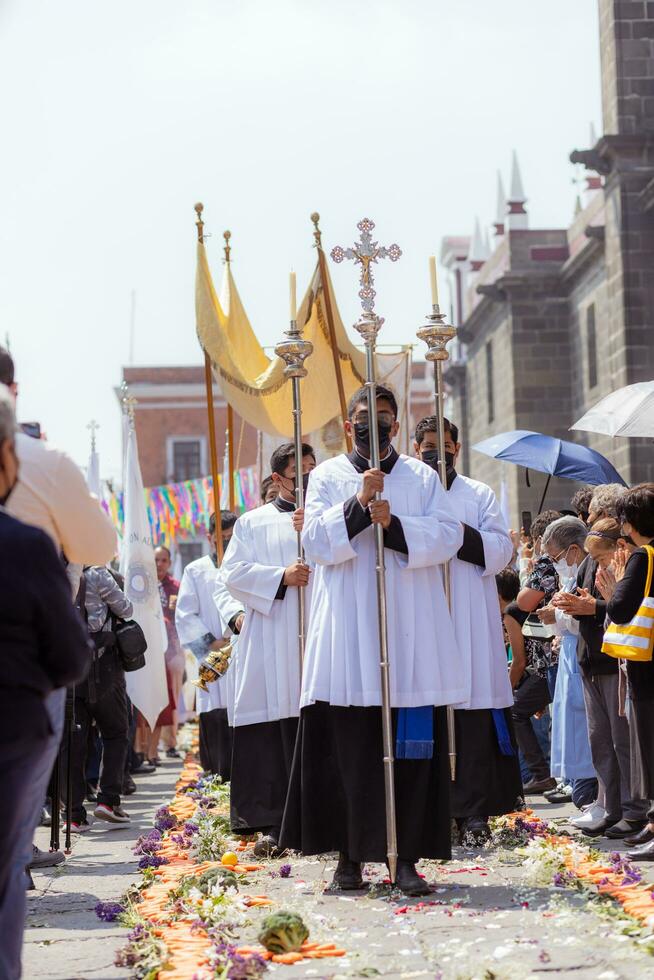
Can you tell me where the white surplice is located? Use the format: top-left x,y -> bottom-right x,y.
446,474 -> 514,710
300,453 -> 465,709
222,503 -> 308,727
175,555 -> 238,715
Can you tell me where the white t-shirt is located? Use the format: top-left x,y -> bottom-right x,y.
9,432 -> 117,564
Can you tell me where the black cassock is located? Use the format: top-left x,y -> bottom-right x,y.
280,702 -> 452,863
199,707 -> 233,783
451,708 -> 523,819
230,717 -> 298,834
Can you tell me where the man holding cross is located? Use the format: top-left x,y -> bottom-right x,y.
280,383 -> 464,896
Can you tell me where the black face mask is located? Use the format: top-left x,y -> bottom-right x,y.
421,449 -> 456,473
281,473 -> 310,495
353,420 -> 393,457
211,538 -> 232,565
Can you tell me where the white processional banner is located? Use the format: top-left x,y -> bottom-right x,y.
120,424 -> 169,728
86,449 -> 101,498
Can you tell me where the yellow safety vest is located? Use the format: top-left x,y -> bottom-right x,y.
602,545 -> 654,662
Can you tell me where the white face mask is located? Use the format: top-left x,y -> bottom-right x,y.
553,553 -> 578,585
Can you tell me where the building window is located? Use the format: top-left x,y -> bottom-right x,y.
485,341 -> 495,424
172,439 -> 202,482
178,541 -> 204,571
587,304 -> 598,389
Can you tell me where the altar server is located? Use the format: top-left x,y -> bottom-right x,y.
175,511 -> 238,781
414,416 -> 522,844
280,385 -> 463,897
222,442 -> 315,856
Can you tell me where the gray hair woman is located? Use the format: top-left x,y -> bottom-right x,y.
540,516 -> 597,811
542,516 -> 588,583
589,484 -> 627,525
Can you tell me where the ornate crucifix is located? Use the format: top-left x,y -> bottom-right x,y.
87,419 -> 100,452
331,218 -> 401,316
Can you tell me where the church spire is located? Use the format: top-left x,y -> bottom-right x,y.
494,171 -> 506,236
507,150 -> 528,229
469,217 -> 486,272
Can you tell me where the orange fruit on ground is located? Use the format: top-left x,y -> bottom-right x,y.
221,852 -> 238,866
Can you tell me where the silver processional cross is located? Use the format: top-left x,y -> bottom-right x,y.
331,218 -> 402,318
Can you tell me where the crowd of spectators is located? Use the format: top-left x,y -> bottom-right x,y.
497,480 -> 654,856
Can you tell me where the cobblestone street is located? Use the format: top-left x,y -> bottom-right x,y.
22,759 -> 654,980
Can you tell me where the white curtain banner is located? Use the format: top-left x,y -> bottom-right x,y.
120,424 -> 169,728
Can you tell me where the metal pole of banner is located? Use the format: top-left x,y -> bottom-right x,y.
310,212 -> 352,452
48,751 -> 61,853
416,266 -> 458,781
223,231 -> 237,513
274,289 -> 314,673
194,203 -> 223,562
64,689 -> 75,854
331,217 -> 402,885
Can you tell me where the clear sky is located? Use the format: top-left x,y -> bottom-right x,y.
0,0 -> 601,483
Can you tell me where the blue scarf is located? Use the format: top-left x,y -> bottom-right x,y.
491,708 -> 515,756
395,706 -> 434,759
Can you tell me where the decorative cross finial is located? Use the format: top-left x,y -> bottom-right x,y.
330,218 -> 401,315
310,212 -> 322,248
223,230 -> 231,263
120,381 -> 137,425
87,419 -> 100,452
194,202 -> 204,243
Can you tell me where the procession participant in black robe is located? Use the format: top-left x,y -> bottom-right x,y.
415,416 -> 523,844
280,386 -> 464,896
222,443 -> 315,856
175,511 -> 238,781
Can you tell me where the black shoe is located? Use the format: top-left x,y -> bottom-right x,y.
604,819 -> 646,840
582,818 -> 616,838
252,834 -> 287,859
122,775 -> 137,796
523,776 -> 557,795
459,816 -> 491,846
543,787 -> 573,804
166,748 -> 181,759
628,839 -> 654,862
625,826 -> 654,847
131,760 -> 156,774
29,845 -> 65,870
86,782 -> 98,803
328,853 -> 364,891
395,860 -> 431,897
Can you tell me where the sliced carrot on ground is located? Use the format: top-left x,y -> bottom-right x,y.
271,952 -> 305,963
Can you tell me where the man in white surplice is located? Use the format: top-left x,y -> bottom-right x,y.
222,442 -> 316,857
175,511 -> 240,781
415,415 -> 522,845
279,384 -> 464,898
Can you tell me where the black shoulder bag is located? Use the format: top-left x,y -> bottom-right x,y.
113,617 -> 148,672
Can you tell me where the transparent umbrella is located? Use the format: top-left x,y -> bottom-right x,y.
571,381 -> 654,439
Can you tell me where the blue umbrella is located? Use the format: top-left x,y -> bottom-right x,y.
472,430 -> 626,512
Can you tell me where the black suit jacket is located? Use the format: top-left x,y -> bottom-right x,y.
0,510 -> 90,744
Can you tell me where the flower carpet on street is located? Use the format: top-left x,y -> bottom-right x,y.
95,752 -> 654,979
101,755 -> 347,978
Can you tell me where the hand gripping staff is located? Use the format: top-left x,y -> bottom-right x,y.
274,294 -> 314,675
331,218 -> 402,886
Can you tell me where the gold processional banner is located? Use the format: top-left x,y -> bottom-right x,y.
195,241 -> 412,448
